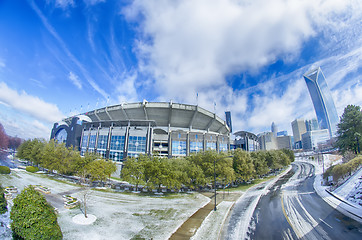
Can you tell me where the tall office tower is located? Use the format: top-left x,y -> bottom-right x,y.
291,118 -> 307,149
225,111 -> 233,133
303,67 -> 339,138
271,122 -> 278,137
305,118 -> 319,132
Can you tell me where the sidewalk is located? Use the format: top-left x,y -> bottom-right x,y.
169,191 -> 242,240
309,158 -> 362,224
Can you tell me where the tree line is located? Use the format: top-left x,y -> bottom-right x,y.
16,139 -> 117,183
121,148 -> 294,191
0,122 -> 23,150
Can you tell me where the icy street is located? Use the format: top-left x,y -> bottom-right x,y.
0,169 -> 209,240
223,161 -> 362,240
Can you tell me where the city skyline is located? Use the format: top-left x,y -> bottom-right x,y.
0,0 -> 361,139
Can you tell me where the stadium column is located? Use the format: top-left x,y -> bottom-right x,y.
106,123 -> 113,159
216,135 -> 220,153
94,124 -> 101,153
79,127 -> 85,152
203,133 -> 206,152
186,132 -> 190,156
168,131 -> 172,158
146,122 -> 153,155
123,121 -> 130,160
86,127 -> 91,152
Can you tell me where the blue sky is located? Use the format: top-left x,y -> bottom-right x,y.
0,0 -> 361,139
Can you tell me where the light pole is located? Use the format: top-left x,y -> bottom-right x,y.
214,157 -> 217,211
214,155 -> 233,211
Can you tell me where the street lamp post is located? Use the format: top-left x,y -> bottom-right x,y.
214,157 -> 217,211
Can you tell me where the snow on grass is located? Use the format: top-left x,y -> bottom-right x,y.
0,211 -> 11,240
0,170 -> 210,240
191,201 -> 233,240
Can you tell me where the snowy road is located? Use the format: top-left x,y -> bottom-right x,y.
223,162 -> 362,240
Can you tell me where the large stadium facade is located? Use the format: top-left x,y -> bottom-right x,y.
50,102 -> 231,162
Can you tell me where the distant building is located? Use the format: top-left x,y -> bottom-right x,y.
305,118 -> 319,131
258,132 -> 278,150
276,136 -> 293,150
303,67 -> 339,138
291,119 -> 307,149
271,122 -> 278,137
234,131 -> 259,152
277,131 -> 288,137
301,129 -> 330,150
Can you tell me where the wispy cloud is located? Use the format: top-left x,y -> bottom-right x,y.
68,72 -> 82,89
0,58 -> 5,68
0,82 -> 64,123
29,0 -> 108,99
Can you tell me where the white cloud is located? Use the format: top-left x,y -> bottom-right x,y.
54,0 -> 75,9
0,82 -> 64,124
125,0 -> 359,99
68,71 -> 82,89
116,71 -> 139,104
124,0 -> 361,134
0,104 -> 52,139
83,0 -> 105,6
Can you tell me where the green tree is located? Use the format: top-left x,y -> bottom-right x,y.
336,105 -> 362,155
251,151 -> 269,177
121,157 -> 145,191
10,186 -> 62,240
0,184 -> 7,214
87,159 -> 116,183
41,140 -> 58,173
233,149 -> 255,182
73,151 -> 97,183
29,139 -> 46,166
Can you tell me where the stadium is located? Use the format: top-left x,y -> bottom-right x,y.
50,101 -> 231,162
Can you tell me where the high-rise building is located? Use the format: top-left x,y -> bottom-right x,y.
276,136 -> 292,150
305,118 -> 319,132
271,122 -> 278,137
303,67 -> 339,138
291,118 -> 307,149
301,129 -> 330,150
277,130 -> 288,137
225,111 -> 233,133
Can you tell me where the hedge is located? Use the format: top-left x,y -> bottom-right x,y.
10,186 -> 63,240
26,166 -> 39,173
0,185 -> 7,214
0,166 -> 10,174
324,155 -> 362,182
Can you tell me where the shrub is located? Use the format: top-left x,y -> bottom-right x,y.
0,185 -> 7,214
10,186 -> 62,240
26,166 -> 39,173
0,166 -> 10,174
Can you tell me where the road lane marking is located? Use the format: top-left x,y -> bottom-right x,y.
281,192 -> 302,239
319,218 -> 333,229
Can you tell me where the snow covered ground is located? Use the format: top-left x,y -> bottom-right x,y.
333,167 -> 362,206
303,154 -> 362,223
0,169 -> 209,240
190,201 -> 234,240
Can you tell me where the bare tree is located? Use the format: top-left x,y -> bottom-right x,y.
79,187 -> 92,218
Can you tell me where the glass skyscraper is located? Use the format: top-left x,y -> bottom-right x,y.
303,67 -> 339,138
